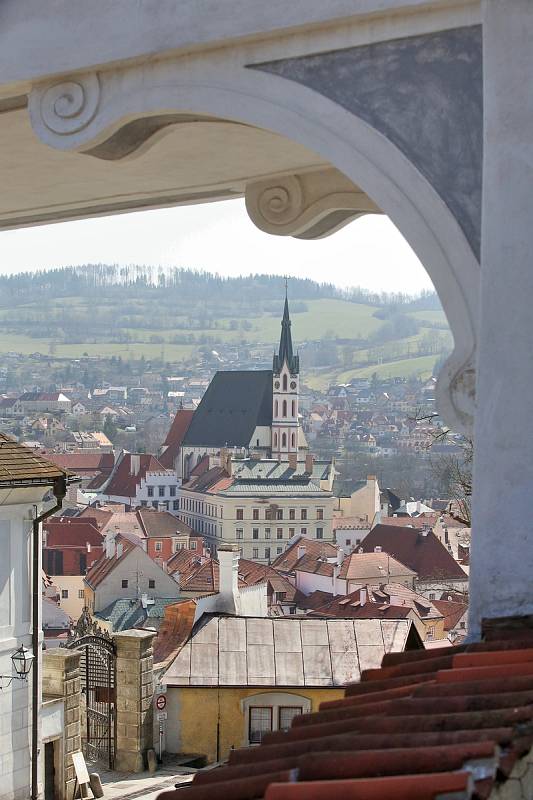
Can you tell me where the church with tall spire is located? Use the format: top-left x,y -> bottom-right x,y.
163,289 -> 308,477
272,289 -> 301,460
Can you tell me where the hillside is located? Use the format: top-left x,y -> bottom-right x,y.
0,266 -> 451,382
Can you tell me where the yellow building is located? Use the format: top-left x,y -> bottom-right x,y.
161,614 -> 422,762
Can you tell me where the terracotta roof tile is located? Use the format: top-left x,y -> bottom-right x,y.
0,433 -> 70,487
157,618 -> 533,800
158,409 -> 194,469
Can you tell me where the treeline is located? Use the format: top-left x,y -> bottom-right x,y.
0,265 -> 441,310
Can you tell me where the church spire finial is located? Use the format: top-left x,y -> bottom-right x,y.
273,280 -> 299,374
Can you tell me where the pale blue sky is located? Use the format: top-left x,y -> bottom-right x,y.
0,198 -> 432,294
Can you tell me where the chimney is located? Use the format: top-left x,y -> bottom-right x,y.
333,563 -> 340,596
288,452 -> 297,470
105,535 -> 116,559
360,587 -> 367,606
158,502 -> 166,513
305,453 -> 314,473
217,543 -> 240,604
130,454 -> 140,476
297,544 -> 306,560
374,545 -> 382,553
116,542 -> 123,559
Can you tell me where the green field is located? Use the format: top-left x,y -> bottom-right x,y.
305,354 -> 441,390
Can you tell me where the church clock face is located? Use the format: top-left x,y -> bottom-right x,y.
290,381 -> 297,389
274,381 -> 280,389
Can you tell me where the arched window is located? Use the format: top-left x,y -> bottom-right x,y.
274,433 -> 278,447
282,432 -> 287,448
291,433 -> 296,447
282,400 -> 287,417
275,400 -> 278,417
291,400 -> 296,417
282,374 -> 288,391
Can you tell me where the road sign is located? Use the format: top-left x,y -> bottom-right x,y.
157,712 -> 167,721
155,694 -> 167,711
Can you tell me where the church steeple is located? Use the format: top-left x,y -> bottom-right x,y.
273,285 -> 299,374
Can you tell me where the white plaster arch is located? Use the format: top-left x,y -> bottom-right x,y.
28,63 -> 479,432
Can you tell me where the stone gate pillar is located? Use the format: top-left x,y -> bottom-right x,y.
42,648 -> 82,800
113,630 -> 155,772
470,0 -> 533,635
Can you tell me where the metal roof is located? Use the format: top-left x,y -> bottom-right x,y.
163,615 -> 415,688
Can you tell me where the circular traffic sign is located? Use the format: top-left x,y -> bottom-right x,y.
156,694 -> 167,711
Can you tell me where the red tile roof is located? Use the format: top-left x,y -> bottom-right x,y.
271,537 -> 339,574
158,409 -> 194,468
84,535 -> 135,589
103,452 -> 169,499
44,451 -> 114,475
433,600 -> 469,632
44,518 -> 103,548
361,525 -> 468,582
161,618 -> 533,800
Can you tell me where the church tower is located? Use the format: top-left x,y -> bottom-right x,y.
272,288 -> 300,461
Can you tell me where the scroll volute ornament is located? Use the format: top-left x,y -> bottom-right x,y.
29,73 -> 101,146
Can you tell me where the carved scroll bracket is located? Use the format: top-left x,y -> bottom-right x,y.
29,73 -> 101,148
245,167 -> 381,240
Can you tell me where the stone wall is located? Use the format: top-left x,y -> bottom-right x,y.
42,649 -> 81,800
114,630 -> 155,773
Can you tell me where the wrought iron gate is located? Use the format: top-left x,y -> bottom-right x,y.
67,631 -> 116,769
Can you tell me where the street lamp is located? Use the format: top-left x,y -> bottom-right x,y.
0,645 -> 34,688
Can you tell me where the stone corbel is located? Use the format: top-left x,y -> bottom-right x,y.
245,168 -> 381,240
28,73 -> 102,148
437,352 -> 476,436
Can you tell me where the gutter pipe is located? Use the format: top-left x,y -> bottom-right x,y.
31,475 -> 67,800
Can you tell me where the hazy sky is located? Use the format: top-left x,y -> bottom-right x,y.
0,198 -> 433,294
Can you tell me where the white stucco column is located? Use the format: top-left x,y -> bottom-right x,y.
469,0 -> 533,636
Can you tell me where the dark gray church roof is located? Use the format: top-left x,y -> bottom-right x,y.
182,370 -> 273,448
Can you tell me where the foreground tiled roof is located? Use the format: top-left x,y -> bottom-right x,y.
164,619 -> 533,800
0,432 -> 70,487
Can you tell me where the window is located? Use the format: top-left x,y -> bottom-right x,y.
289,527 -> 295,538
429,593 -> 436,600
61,589 -> 69,599
236,528 -> 243,540
140,500 -> 147,507
277,528 -> 283,539
253,509 -> 259,520
78,589 -> 85,599
155,541 -> 162,552
277,509 -> 283,520
149,579 -> 155,589
282,399 -> 287,417
190,541 -> 197,550
316,528 -> 323,539
173,500 -> 179,510
427,626 -> 435,641
283,374 -> 288,391
282,433 -> 287,448
236,509 -> 244,520
264,547 -> 270,560
289,508 -> 295,520
265,508 -> 272,520
265,528 -> 271,539
147,486 -> 154,497
279,707 -> 303,731
460,621 -> 466,629
301,509 -> 307,520
291,400 -> 295,417
159,486 -> 165,497
249,707 -> 272,744
170,486 -> 176,497
275,400 -> 278,416
289,606 -> 296,614
346,539 -> 351,546
301,528 -> 307,536
253,548 -> 259,560
253,528 -> 259,540
121,580 -> 128,589
277,547 -> 283,555
273,432 -> 278,447
291,433 -> 295,447
152,501 -> 158,509
275,591 -> 286,602
317,509 -> 324,520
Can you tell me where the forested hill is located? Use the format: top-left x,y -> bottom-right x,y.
0,265 -> 448,383
0,264 -> 441,311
